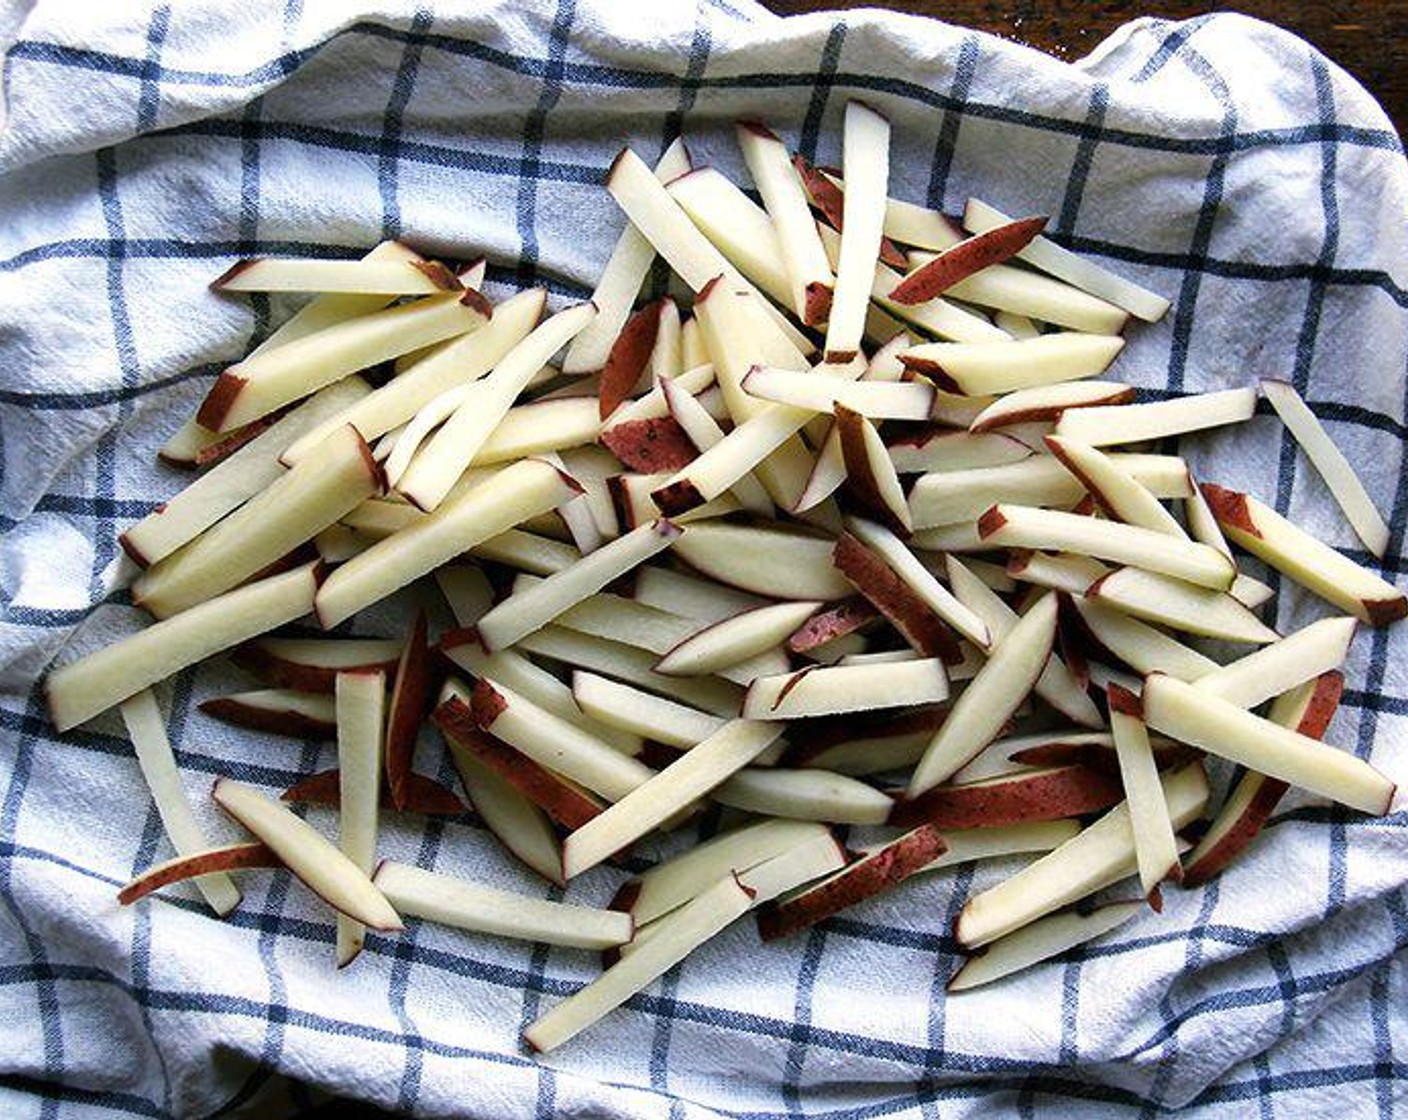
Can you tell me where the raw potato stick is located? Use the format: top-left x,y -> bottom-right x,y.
315,458 -> 582,628
469,680 -> 654,802
133,424 -> 380,617
123,377 -> 372,567
1181,673 -> 1344,886
946,555 -> 1102,727
231,637 -> 404,693
572,672 -> 725,748
737,121 -> 834,324
384,611 -> 431,812
397,302 -> 597,511
900,334 -> 1125,395
815,222 -> 1008,344
607,147 -> 813,354
756,824 -> 947,941
475,520 -> 681,651
1043,435 -> 1187,538
118,842 -> 281,906
47,562 -> 321,732
374,862 -> 630,948
955,763 -> 1209,948
199,689 -> 337,740
214,258 -> 461,295
978,505 -> 1235,590
825,101 -> 891,359
889,215 -> 1047,304
198,291 -> 492,433
564,138 -> 691,375
1260,378 -> 1390,557
447,743 -> 566,886
948,901 -> 1144,992
963,198 -> 1170,321
281,288 -> 547,466
334,670 -> 385,967
1107,686 -> 1181,905
1052,388 -> 1257,446
525,874 -> 754,1053
561,720 -> 784,878
120,691 -> 242,916
904,254 -> 1129,335
742,659 -> 950,719
660,375 -> 773,514
666,167 -> 796,308
906,592 -> 1059,794
1140,674 -> 1394,815
968,381 -> 1135,432
1200,483 -> 1406,625
211,779 -> 402,931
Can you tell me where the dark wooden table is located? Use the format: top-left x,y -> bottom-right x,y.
766,1 -> 1408,139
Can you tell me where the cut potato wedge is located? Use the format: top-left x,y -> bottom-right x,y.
212,778 -> 401,931
47,563 -> 321,732
1200,483 -> 1406,625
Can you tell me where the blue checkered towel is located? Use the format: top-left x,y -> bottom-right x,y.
2,1 -> 1407,1116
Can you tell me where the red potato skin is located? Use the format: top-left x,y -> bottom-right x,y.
195,371 -> 248,432
835,404 -> 910,538
433,698 -> 603,829
756,824 -> 945,941
1010,741 -> 1198,775
209,259 -> 256,290
445,747 -> 567,887
648,476 -> 705,519
1180,671 -> 1345,887
1199,485 -> 1406,625
600,302 -> 662,419
833,533 -> 962,664
888,764 -> 1124,829
385,611 -> 431,811
189,420 -> 273,467
458,288 -> 494,317
804,281 -> 834,327
976,505 -> 1009,539
118,842 -> 279,905
1069,493 -> 1099,519
1106,683 -> 1143,718
410,260 -> 464,291
791,154 -> 909,269
1198,483 -> 1260,536
755,666 -> 820,712
1365,595 -> 1408,627
889,216 -> 1048,305
198,696 -> 336,740
469,679 -> 509,726
1180,773 -> 1289,889
969,387 -> 1136,432
601,416 -> 698,474
896,357 -> 964,394
119,517 -> 163,567
780,704 -> 950,767
1044,437 -> 1122,520
787,597 -> 880,653
282,768 -> 467,815
436,626 -> 483,654
600,880 -> 643,966
230,642 -> 401,694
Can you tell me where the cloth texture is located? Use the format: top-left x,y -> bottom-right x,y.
2,1 -> 1407,1116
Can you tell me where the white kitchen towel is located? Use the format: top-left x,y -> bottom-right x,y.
2,2 -> 1407,1117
